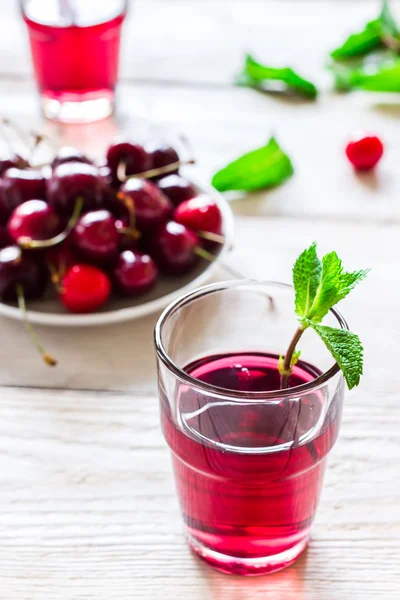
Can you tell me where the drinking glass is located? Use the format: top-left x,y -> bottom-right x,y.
20,0 -> 128,123
155,281 -> 346,576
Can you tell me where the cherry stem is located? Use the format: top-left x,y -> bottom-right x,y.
197,231 -> 227,245
117,158 -> 196,183
116,192 -> 137,231
15,284 -> 57,367
280,326 -> 305,390
19,197 -> 84,250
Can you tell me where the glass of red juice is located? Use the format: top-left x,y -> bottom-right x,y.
155,281 -> 346,576
20,0 -> 127,123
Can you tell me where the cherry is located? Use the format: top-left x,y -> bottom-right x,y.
345,134 -> 384,171
7,199 -> 61,244
157,174 -> 196,206
173,194 -> 222,236
147,143 -> 179,176
106,142 -> 150,186
0,179 -> 13,224
60,264 -> 111,313
115,217 -> 140,251
52,146 -> 93,169
119,179 -> 172,232
2,168 -> 47,207
113,250 -> 158,296
0,245 -> 46,301
46,239 -> 77,285
46,161 -> 105,216
72,210 -> 118,264
148,221 -> 199,275
0,225 -> 13,248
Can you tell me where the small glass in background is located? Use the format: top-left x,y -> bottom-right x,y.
20,0 -> 128,123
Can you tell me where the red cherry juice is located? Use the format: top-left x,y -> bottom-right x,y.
22,1 -> 126,107
160,352 -> 343,574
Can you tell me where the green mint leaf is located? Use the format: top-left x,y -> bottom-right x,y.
330,0 -> 398,59
211,136 -> 294,193
330,54 -> 400,92
303,320 -> 364,390
331,19 -> 383,60
292,242 -> 322,318
236,54 -> 318,99
308,252 -> 369,323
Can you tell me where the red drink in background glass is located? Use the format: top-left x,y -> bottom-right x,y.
155,282 -> 346,575
21,0 -> 127,123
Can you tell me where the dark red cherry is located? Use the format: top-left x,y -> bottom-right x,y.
0,179 -> 13,225
7,199 -> 61,244
2,168 -> 47,208
157,174 -> 196,206
72,209 -> 118,264
0,153 -> 27,176
148,221 -> 199,275
174,195 -> 222,235
113,250 -> 158,296
59,264 -> 111,313
115,218 -> 140,251
46,239 -> 77,280
119,179 -> 172,232
0,226 -> 13,248
106,142 -> 150,186
46,161 -> 105,216
52,146 -> 93,169
0,245 -> 47,301
147,143 -> 179,176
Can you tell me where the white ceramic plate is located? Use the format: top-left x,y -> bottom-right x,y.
0,176 -> 234,327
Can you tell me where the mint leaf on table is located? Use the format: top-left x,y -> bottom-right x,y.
331,55 -> 400,91
280,243 -> 368,390
211,136 -> 294,193
304,321 -> 364,390
236,54 -> 318,99
330,19 -> 383,60
330,0 -> 398,59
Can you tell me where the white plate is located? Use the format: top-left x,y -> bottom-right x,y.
0,176 -> 234,327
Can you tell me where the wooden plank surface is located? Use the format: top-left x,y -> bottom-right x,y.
0,0 -> 399,597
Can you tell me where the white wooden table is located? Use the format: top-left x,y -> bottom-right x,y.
0,1 -> 399,598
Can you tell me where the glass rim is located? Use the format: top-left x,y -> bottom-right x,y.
154,280 -> 348,400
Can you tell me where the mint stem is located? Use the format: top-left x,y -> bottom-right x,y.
281,326 -> 305,389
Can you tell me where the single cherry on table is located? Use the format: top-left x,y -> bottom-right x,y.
345,134 -> 384,171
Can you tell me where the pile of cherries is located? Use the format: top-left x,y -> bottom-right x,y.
0,132 -> 223,365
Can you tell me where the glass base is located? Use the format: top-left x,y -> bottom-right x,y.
41,91 -> 115,124
187,533 -> 309,576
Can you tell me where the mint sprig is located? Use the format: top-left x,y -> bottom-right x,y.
280,243 -> 368,390
236,54 -> 318,99
211,136 -> 294,193
330,0 -> 398,59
